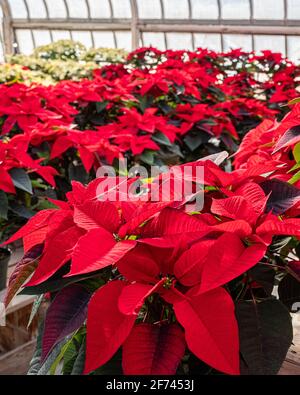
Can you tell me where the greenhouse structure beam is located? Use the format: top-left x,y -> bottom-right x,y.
0,0 -> 13,54
10,20 -> 300,37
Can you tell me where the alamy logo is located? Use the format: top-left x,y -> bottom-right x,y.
95,160 -> 205,212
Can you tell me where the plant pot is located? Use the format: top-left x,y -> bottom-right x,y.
0,248 -> 11,291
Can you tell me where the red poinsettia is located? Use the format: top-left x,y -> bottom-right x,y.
234,102 -> 300,185
3,174 -> 175,285
0,135 -> 57,193
85,271 -> 239,375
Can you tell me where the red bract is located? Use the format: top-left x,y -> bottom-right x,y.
0,84 -> 61,135
122,323 -> 186,375
50,129 -> 121,171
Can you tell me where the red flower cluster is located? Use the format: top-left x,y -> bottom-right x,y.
1,48 -> 299,198
4,155 -> 300,375
3,47 -> 300,376
0,135 -> 57,193
234,101 -> 300,186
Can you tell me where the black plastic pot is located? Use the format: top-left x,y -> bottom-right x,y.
0,247 -> 11,291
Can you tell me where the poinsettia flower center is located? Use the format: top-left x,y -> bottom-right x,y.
113,233 -> 122,242
162,276 -> 175,289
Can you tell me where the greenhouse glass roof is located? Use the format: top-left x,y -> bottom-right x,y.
1,0 -> 300,61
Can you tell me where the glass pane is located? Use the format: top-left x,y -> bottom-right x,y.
8,0 -> 28,18
253,0 -> 284,19
51,30 -> 71,40
223,34 -> 252,51
192,0 -> 219,19
287,0 -> 300,19
45,0 -> 67,18
254,35 -> 285,54
93,31 -> 115,48
194,33 -> 222,51
221,0 -> 250,19
0,44 -> 4,63
163,0 -> 190,19
71,31 -> 92,47
0,5 -> 3,35
26,0 -> 47,18
87,0 -> 111,18
142,32 -> 166,50
66,0 -> 89,18
33,30 -> 51,46
0,7 -> 4,62
111,0 -> 132,18
287,36 -> 300,62
166,33 -> 193,50
16,29 -> 34,54
115,31 -> 132,51
137,0 -> 162,19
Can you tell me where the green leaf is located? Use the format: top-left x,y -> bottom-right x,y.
249,264 -> 276,295
167,143 -> 184,159
140,150 -> 155,165
158,102 -> 172,115
268,236 -> 292,253
288,162 -> 300,173
139,96 -> 153,112
27,294 -> 44,329
95,101 -> 108,113
47,330 -> 86,375
37,337 -> 70,375
27,321 -> 44,375
0,190 -> 8,220
71,339 -> 86,375
19,270 -> 103,295
35,199 -> 58,211
293,142 -> 300,163
152,131 -> 172,147
287,97 -> 300,106
235,299 -> 293,375
49,340 -> 71,375
68,163 -> 89,184
9,168 -> 32,194
289,169 -> 300,184
31,180 -> 48,190
62,340 -> 78,375
183,131 -> 210,152
9,202 -> 35,219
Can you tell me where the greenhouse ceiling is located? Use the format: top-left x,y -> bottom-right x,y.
1,0 -> 300,61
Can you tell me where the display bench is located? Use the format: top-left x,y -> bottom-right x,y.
0,289 -> 38,374
0,247 -> 40,375
279,314 -> 300,375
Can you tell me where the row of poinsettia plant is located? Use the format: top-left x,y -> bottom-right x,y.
1,47 -> 300,239
1,46 -> 300,375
